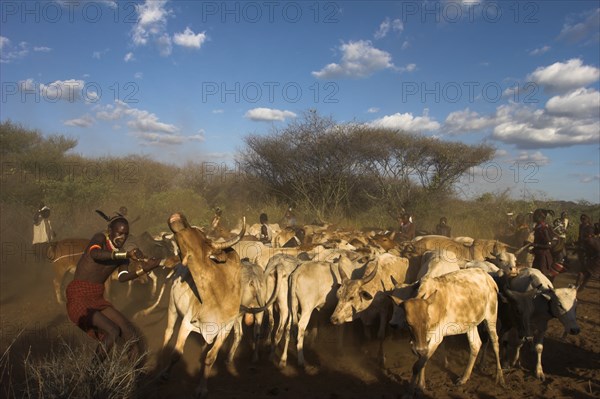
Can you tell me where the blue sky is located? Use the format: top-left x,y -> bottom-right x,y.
1,0 -> 599,202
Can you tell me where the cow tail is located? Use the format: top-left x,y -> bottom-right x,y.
288,270 -> 299,335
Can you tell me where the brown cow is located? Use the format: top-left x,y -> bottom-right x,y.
391,269 -> 504,395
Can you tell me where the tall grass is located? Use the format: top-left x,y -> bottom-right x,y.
1,334 -> 148,399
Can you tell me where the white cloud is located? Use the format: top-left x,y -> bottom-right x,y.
491,103 -> 599,149
0,38 -> 28,63
33,46 -> 52,52
374,17 -> 403,39
312,40 -> 395,79
18,79 -> 98,103
124,52 -> 135,62
245,108 -> 297,122
527,58 -> 600,93
494,149 -> 509,158
64,115 -> 94,128
370,110 -> 440,132
96,100 -> 178,135
529,45 -> 550,56
442,102 -> 599,149
367,107 -> 379,113
558,8 -> 600,43
545,88 -> 600,118
443,108 -> 496,134
134,72 -> 143,79
212,109 -> 224,114
401,40 -> 410,50
131,0 -> 173,56
513,150 -> 550,166
173,27 -> 207,49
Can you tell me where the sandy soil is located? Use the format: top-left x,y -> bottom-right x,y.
1,253 -> 599,399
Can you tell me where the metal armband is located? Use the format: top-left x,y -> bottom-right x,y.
112,251 -> 128,260
136,268 -> 146,277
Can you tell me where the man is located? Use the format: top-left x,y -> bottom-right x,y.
531,208 -> 554,279
259,213 -> 273,245
576,224 -> 600,292
397,213 -> 415,241
435,217 -> 451,237
32,202 -> 56,254
578,214 -> 593,272
66,215 -> 161,360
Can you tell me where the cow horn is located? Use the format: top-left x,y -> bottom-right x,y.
211,217 -> 246,251
514,243 -> 531,255
338,264 -> 349,283
362,262 -> 379,284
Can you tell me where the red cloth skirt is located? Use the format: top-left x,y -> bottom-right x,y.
66,279 -> 113,340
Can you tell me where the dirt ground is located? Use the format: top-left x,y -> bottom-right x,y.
1,252 -> 599,399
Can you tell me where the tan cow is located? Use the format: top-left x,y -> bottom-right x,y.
47,238 -> 88,304
390,268 -> 504,395
167,213 -> 279,397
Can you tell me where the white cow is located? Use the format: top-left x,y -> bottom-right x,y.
503,268 -> 580,380
279,255 -> 363,368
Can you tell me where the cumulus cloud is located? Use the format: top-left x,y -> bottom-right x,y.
444,108 -> 497,134
442,100 -> 599,149
491,103 -> 599,148
131,0 -> 170,45
18,79 -> 99,103
64,114 -> 94,128
529,45 -> 550,56
124,52 -> 135,62
545,88 -> 600,118
367,107 -> 380,113
312,40 -> 396,79
558,8 -> 600,43
369,110 -> 440,132
245,108 -> 297,122
527,58 -> 600,93
96,100 -> 178,135
173,27 -> 207,48
33,46 -> 52,52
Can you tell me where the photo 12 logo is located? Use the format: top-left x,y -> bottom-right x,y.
399,1 -> 540,24
399,81 -> 539,104
199,1 -> 341,23
201,81 -> 339,104
1,80 -> 140,104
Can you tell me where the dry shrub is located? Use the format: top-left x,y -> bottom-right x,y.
3,336 -> 148,399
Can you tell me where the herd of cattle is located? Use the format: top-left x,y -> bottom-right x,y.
46,214 -> 581,398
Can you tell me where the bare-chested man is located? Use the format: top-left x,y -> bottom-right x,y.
65,216 -> 161,359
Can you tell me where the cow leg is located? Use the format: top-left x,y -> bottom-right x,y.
533,333 -> 545,381
126,280 -> 133,298
279,285 -> 298,369
252,312 -> 264,363
377,310 -> 388,367
410,340 -> 441,394
272,293 -> 289,360
226,317 -> 243,376
53,277 -> 64,304
196,330 -> 228,399
148,272 -> 158,298
457,325 -> 482,385
161,317 -> 193,381
484,319 -> 505,385
278,314 -> 292,368
159,291 -> 179,380
296,308 -> 313,367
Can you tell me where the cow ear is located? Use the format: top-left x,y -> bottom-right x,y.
182,254 -> 191,267
422,289 -> 438,302
360,291 -> 373,301
540,289 -> 553,301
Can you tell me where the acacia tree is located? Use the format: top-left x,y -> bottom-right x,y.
240,110 -> 495,220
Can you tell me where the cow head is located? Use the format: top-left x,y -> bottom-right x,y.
168,212 -> 246,267
503,288 -> 540,338
548,285 -> 580,336
400,290 -> 440,357
486,252 -> 518,276
388,282 -> 420,330
330,260 -> 378,324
